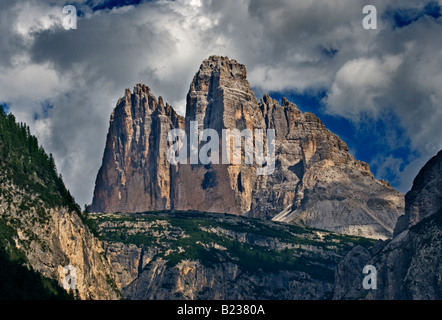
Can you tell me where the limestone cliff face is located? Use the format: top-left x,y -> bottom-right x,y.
0,180 -> 120,300
90,211 -> 373,300
90,84 -> 184,213
333,149 -> 442,300
173,56 -> 267,215
91,56 -> 404,239
122,259 -> 332,300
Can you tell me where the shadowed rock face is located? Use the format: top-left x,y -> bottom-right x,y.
394,149 -> 442,235
90,55 -> 404,239
333,149 -> 442,300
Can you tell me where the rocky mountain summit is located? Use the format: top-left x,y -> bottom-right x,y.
333,149 -> 442,299
91,56 -> 404,239
91,84 -> 184,214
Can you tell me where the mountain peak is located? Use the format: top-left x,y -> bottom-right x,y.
200,55 -> 240,67
132,83 -> 151,94
191,55 -> 249,92
199,55 -> 246,76
91,83 -> 184,213
91,56 -> 404,239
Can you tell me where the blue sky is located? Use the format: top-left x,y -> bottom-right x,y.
87,0 -> 145,10
1,103 -> 10,114
384,0 -> 442,28
0,0 -> 441,206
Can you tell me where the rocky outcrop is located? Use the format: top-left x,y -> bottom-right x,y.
173,56 -> 268,215
0,180 -> 120,300
263,95 -> 403,240
333,149 -> 442,300
90,211 -> 374,300
394,149 -> 442,235
91,55 -> 404,239
90,84 -> 184,214
123,259 -> 333,300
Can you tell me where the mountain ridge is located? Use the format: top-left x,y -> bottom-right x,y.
90,55 -> 404,240
0,61 -> 440,300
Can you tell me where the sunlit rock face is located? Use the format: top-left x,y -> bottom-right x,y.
91,56 -> 404,239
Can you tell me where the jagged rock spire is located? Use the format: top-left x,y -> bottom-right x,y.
91,56 -> 404,239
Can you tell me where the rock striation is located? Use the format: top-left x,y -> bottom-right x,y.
90,84 -> 184,214
90,55 -> 404,239
173,56 -> 268,215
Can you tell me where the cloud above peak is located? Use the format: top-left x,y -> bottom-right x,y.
325,55 -> 403,121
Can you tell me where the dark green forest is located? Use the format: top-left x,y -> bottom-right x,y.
0,105 -> 80,213
0,105 -> 76,300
